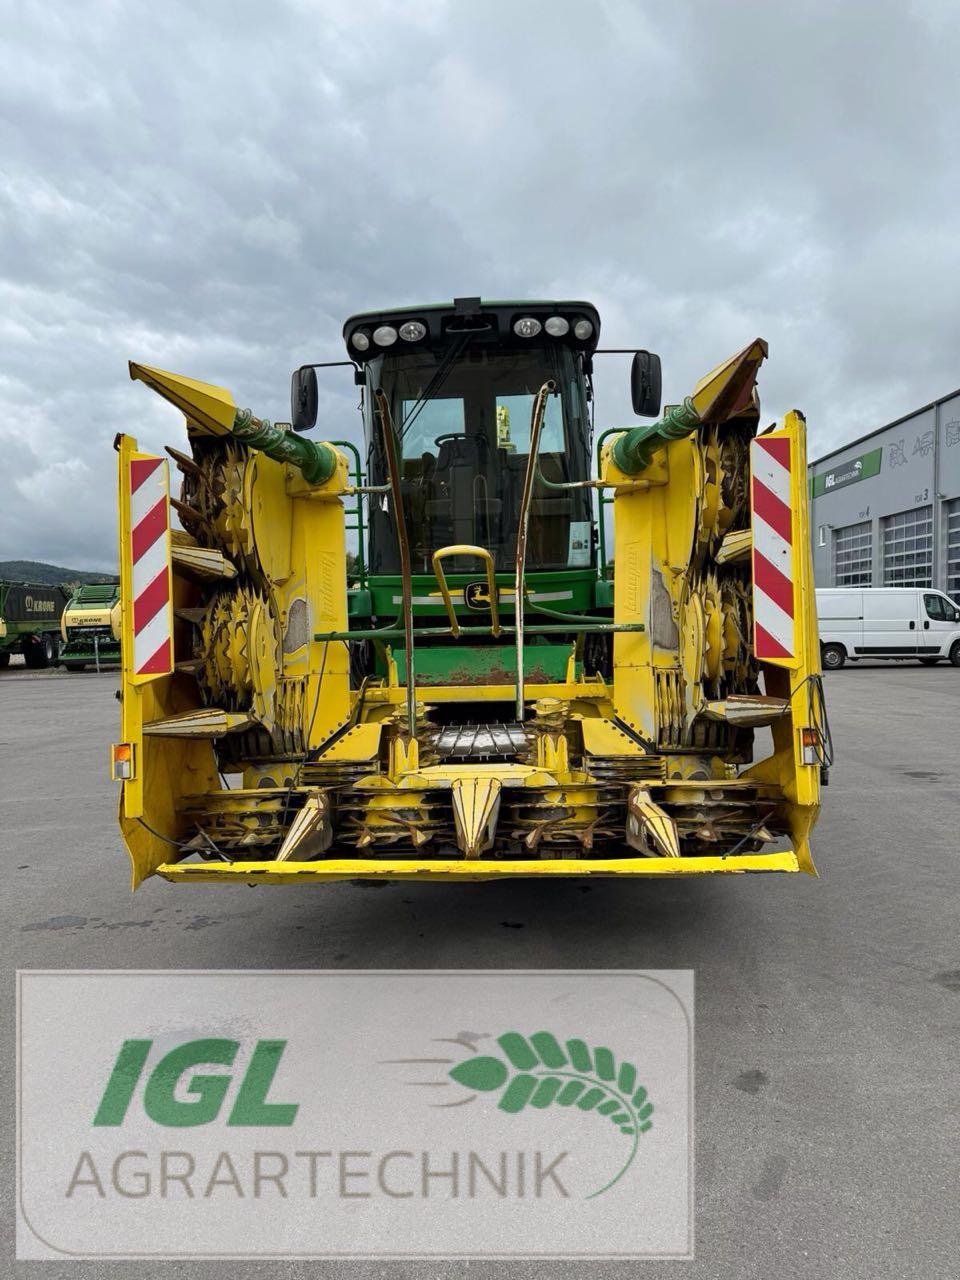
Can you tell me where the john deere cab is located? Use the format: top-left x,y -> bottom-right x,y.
324,299 -> 615,693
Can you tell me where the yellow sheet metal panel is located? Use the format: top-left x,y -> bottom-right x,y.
290,473 -> 351,748
315,722 -> 382,762
128,363 -> 238,436
156,850 -> 800,883
690,338 -> 768,421
580,717 -> 649,757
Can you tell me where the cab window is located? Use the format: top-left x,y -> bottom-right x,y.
494,394 -> 564,453
924,593 -> 960,622
401,398 -> 465,459
366,345 -> 592,573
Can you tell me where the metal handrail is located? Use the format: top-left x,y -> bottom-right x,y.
373,392 -> 416,736
330,439 -> 368,589
431,545 -> 501,638
315,620 -> 644,642
594,427 -> 624,577
513,380 -> 555,720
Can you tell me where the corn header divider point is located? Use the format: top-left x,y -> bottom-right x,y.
113,301 -> 824,888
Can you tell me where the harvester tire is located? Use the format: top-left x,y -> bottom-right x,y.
0,651 -> 9,669
41,633 -> 56,666
950,641 -> 960,668
821,643 -> 846,671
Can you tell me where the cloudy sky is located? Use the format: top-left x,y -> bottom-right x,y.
2,0 -> 959,571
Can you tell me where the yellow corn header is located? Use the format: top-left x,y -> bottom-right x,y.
113,299 -> 827,887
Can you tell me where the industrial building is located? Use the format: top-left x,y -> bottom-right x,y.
808,386 -> 960,601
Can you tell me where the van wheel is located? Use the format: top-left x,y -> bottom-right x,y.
821,643 -> 846,670
950,641 -> 960,668
919,656 -> 940,666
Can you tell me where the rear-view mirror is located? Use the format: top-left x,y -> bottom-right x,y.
290,367 -> 319,432
631,350 -> 662,418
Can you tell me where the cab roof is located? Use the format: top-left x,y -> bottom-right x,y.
342,297 -> 601,360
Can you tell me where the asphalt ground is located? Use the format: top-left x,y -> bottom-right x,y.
2,660 -> 959,1279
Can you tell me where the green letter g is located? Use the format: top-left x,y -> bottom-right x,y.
143,1038 -> 238,1127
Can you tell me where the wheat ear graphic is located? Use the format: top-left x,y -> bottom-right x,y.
448,1031 -> 654,1197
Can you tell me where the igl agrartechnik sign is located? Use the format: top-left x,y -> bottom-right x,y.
18,970 -> 693,1259
810,445 -> 883,498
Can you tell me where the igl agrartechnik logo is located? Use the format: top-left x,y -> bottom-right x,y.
63,1030 -> 654,1203
19,972 -> 690,1258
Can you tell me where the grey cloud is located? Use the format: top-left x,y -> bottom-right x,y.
1,0 -> 959,569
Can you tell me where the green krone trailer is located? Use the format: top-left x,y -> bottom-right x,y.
59,582 -> 121,671
0,581 -> 70,669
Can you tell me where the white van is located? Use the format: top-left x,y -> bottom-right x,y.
816,587 -> 960,669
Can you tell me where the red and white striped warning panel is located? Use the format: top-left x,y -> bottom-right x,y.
750,434 -> 796,662
128,455 -> 173,677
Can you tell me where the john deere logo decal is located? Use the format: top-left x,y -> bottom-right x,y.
463,581 -> 492,610
397,1030 -> 654,1198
